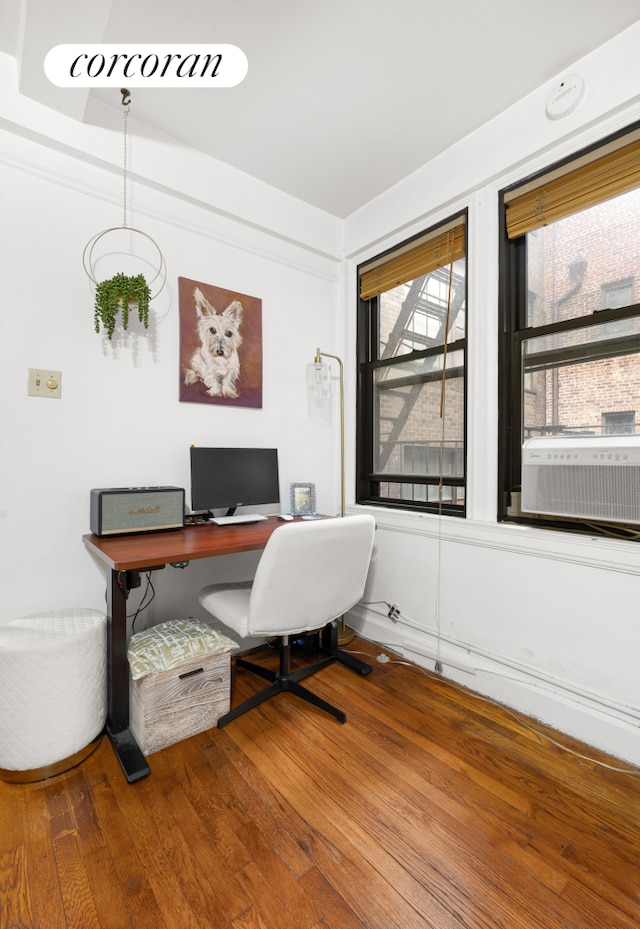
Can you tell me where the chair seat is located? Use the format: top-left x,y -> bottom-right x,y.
199,582 -> 252,637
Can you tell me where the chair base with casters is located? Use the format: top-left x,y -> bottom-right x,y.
218,618 -> 373,728
199,514 -> 377,729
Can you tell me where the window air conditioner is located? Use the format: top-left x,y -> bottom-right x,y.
521,435 -> 640,525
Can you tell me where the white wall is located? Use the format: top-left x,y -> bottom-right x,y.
0,53 -> 345,634
345,22 -> 640,765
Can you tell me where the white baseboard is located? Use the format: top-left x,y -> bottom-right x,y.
348,605 -> 640,769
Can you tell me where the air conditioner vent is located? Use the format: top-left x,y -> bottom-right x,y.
521,435 -> 640,525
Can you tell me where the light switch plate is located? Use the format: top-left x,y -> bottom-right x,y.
28,369 -> 62,399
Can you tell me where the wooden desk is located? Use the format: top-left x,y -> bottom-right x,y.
83,518 -> 287,783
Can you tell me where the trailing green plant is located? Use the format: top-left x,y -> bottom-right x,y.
94,273 -> 150,339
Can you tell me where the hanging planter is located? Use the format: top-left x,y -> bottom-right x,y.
94,272 -> 150,339
84,224 -> 164,339
82,89 -> 165,339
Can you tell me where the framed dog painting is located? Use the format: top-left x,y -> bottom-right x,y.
179,277 -> 263,408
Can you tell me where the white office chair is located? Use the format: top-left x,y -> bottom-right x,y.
198,514 -> 376,727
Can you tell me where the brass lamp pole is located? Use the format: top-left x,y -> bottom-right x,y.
313,348 -> 355,645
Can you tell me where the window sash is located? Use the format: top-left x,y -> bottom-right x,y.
499,124 -> 640,530
519,306 -> 640,371
358,212 -> 467,515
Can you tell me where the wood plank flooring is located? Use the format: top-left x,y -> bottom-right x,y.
1,637 -> 639,929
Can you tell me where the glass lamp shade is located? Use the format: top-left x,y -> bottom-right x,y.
306,361 -> 332,422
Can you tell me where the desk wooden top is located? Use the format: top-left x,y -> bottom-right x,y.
83,517 -> 290,572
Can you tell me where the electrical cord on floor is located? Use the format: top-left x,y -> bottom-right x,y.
341,640 -> 640,777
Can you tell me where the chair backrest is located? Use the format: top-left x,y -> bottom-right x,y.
246,514 -> 376,636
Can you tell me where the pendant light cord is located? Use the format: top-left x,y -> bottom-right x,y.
82,87 -> 166,299
122,91 -> 129,226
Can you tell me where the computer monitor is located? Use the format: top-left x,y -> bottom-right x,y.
190,447 -> 280,516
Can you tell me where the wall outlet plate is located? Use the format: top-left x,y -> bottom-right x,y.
28,369 -> 62,398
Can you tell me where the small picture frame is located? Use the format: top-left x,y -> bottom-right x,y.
290,482 -> 317,517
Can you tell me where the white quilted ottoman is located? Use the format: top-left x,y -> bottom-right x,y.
0,607 -> 107,782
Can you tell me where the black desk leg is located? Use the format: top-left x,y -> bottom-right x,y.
106,569 -> 150,783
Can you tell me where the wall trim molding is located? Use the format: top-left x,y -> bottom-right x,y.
0,124 -> 342,283
349,504 -> 640,577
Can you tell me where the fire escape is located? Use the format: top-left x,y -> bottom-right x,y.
377,267 -> 466,473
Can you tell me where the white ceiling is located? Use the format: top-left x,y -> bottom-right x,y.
2,0 -> 640,218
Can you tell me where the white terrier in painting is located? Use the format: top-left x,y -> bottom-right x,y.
184,288 -> 243,398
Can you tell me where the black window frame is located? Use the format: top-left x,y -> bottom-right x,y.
356,210 -> 468,517
498,123 -> 640,537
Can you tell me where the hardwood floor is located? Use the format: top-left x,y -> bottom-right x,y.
1,636 -> 639,929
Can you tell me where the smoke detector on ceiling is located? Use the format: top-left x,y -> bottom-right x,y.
545,74 -> 585,120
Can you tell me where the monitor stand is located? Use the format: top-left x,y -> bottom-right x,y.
203,505 -> 240,520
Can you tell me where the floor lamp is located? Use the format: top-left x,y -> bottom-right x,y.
307,348 -> 355,645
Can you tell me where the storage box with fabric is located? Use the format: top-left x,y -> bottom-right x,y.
128,619 -> 236,755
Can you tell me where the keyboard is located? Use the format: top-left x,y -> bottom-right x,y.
208,514 -> 268,526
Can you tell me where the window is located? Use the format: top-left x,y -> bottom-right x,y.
602,279 -> 634,310
499,125 -> 640,532
602,410 -> 635,434
357,212 -> 467,515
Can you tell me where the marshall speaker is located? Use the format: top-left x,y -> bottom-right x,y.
90,487 -> 185,536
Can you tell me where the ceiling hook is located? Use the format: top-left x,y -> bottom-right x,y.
121,88 -> 131,107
